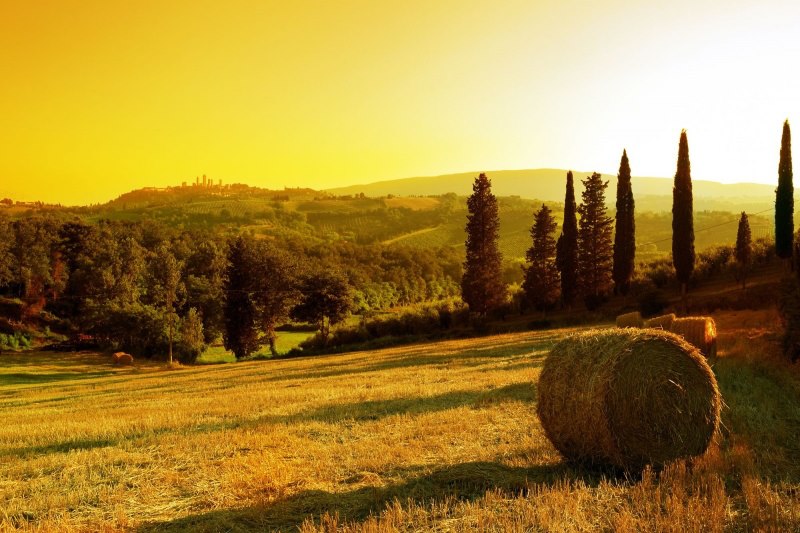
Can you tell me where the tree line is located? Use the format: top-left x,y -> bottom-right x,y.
462,124 -> 796,315
0,216 -> 463,359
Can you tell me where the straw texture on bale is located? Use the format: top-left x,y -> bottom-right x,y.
616,311 -> 644,328
113,352 -> 134,366
670,317 -> 717,358
537,329 -> 720,470
644,313 -> 677,330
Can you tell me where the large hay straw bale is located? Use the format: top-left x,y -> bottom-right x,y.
616,311 -> 644,328
670,317 -> 717,358
537,329 -> 720,470
644,313 -> 676,330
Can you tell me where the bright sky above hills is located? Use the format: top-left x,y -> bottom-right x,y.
2,0 -> 800,204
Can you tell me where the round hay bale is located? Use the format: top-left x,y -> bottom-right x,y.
537,328 -> 720,471
670,317 -> 717,358
615,311 -> 644,328
643,313 -> 676,330
113,352 -> 134,366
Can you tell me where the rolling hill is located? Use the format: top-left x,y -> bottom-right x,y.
327,169 -> 779,213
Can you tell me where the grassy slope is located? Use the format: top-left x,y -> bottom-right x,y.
1,310 -> 799,532
69,186 -> 778,260
198,332 -> 314,364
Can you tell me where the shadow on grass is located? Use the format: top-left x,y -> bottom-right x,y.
265,341 -> 552,383
1,437 -> 117,458
3,382 -> 536,459
292,381 -> 536,424
0,370 -> 113,386
137,460 -> 606,532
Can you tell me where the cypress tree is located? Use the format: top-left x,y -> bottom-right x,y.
672,130 -> 695,307
577,172 -> 614,310
776,120 -> 794,264
555,171 -> 578,307
223,236 -> 260,359
522,204 -> 560,313
612,149 -> 636,296
461,173 -> 506,316
735,212 -> 752,289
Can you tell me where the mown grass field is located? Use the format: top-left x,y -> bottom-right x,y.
2,309 -> 799,531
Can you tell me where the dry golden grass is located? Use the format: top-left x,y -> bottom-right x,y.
1,312 -> 799,532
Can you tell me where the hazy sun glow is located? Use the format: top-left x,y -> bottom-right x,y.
2,0 -> 800,204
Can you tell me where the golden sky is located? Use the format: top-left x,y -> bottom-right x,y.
2,0 -> 800,204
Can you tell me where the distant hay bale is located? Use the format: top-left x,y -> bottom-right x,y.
643,313 -> 676,330
537,329 -> 720,471
670,317 -> 717,358
112,352 -> 134,366
615,311 -> 643,328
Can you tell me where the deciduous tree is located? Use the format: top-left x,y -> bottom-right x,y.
178,307 -> 205,362
184,237 -> 227,343
0,217 -> 14,288
251,241 -> 301,356
223,236 -> 260,359
292,270 -> 352,344
150,245 -> 184,364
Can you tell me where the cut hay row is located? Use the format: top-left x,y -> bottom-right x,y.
670,317 -> 718,359
615,311 -> 643,328
644,313 -> 676,330
537,328 -> 720,471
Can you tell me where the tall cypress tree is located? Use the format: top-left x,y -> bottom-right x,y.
577,172 -> 614,310
735,211 -> 752,289
612,149 -> 635,296
461,173 -> 506,316
555,171 -> 578,307
776,120 -> 794,264
522,204 -> 560,312
672,130 -> 695,307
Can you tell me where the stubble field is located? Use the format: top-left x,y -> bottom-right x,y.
1,309 -> 799,532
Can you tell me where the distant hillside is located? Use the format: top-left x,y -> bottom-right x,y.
72,179 -> 776,259
327,169 -> 778,212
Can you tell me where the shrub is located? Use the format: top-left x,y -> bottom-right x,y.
299,299 -> 468,352
638,289 -> 669,317
777,277 -> 800,362
0,332 -> 30,350
639,258 -> 674,289
88,302 -> 168,357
